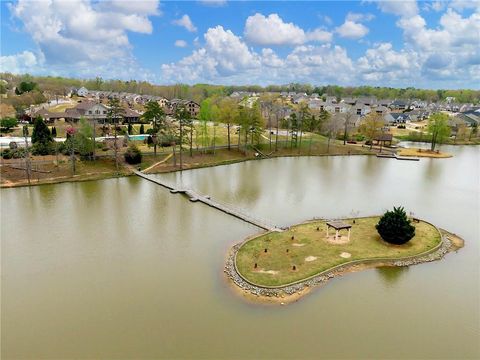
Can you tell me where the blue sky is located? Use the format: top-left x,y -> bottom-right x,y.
1,1 -> 479,89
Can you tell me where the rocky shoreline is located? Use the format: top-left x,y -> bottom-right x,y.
224,232 -> 455,302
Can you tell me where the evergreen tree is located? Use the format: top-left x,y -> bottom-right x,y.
142,100 -> 166,156
376,207 -> 416,245
51,126 -> 57,137
140,124 -> 145,134
31,116 -> 53,155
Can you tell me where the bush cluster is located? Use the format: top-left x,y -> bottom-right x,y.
124,144 -> 142,164
1,148 -> 27,159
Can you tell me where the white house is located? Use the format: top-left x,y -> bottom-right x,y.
76,87 -> 89,97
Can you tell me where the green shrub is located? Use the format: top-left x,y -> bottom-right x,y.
0,117 -> 18,132
124,144 -> 142,164
2,148 -> 26,159
31,141 -> 54,155
1,149 -> 12,159
139,124 -> 145,134
159,133 -> 177,147
376,207 -> 415,245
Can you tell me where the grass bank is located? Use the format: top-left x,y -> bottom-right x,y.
1,137 -> 374,187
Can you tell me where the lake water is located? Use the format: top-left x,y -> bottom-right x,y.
1,144 -> 479,358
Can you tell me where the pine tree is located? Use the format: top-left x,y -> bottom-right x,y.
31,116 -> 53,155
376,207 -> 416,245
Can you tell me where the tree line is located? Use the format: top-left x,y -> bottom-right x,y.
2,73 -> 480,105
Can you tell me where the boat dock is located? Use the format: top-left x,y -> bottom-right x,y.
376,153 -> 420,161
134,170 -> 280,232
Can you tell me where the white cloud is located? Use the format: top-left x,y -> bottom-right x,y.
306,29 -> 333,43
175,40 -> 188,48
172,14 -> 197,32
318,14 -> 333,25
244,13 -> 332,46
198,0 -> 227,6
102,0 -> 160,15
162,26 -> 260,82
162,26 -> 352,84
336,20 -> 369,39
376,0 -> 419,17
374,1 -> 480,86
422,1 -> 446,12
8,0 -> 159,79
346,12 -> 375,22
244,13 -> 306,45
357,43 -> 419,82
0,51 -> 40,74
261,48 -> 284,68
449,0 -> 480,11
285,45 -> 354,83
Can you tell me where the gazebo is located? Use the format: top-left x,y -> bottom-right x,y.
326,220 -> 352,242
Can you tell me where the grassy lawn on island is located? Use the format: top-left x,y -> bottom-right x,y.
235,217 -> 441,287
397,147 -> 452,158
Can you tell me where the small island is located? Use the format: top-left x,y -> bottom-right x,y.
225,209 -> 464,304
397,147 -> 452,158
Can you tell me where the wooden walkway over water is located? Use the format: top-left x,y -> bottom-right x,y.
133,170 -> 280,232
376,153 -> 420,161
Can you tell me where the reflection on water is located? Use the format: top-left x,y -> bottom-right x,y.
376,266 -> 409,287
1,144 -> 479,359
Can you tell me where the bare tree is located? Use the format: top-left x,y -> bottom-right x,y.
342,108 -> 356,145
106,98 -> 125,173
323,113 -> 342,153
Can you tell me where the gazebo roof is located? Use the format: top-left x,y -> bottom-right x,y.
326,220 -> 352,230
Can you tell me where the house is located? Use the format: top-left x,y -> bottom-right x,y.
308,99 -> 326,111
408,110 -> 430,121
374,105 -> 389,115
456,110 -> 480,127
325,103 -> 350,114
390,99 -> 409,110
168,99 -> 200,118
377,99 -> 393,107
384,113 -> 411,124
157,97 -> 169,108
292,94 -> 308,104
356,96 -> 377,106
410,100 -> 428,109
341,97 -> 356,106
353,104 -> 371,116
64,101 -> 109,122
65,87 -> 76,97
325,96 -> 337,104
123,108 -> 141,123
76,87 -> 89,97
63,101 -> 140,123
29,108 -> 64,123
